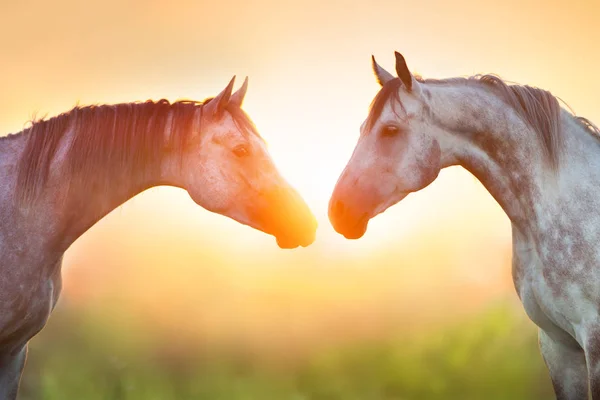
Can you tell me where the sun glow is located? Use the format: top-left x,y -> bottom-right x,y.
2,0 -> 599,356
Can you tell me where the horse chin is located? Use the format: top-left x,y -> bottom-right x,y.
275,236 -> 301,249
273,224 -> 317,249
333,213 -> 369,240
341,220 -> 368,240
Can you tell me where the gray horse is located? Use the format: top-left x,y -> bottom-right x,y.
330,52 -> 600,399
0,77 -> 317,398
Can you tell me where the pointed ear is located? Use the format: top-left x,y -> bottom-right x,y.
394,51 -> 413,92
229,76 -> 248,108
206,76 -> 236,117
372,55 -> 394,87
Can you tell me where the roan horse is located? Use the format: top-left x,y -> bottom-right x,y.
0,77 -> 317,398
329,51 -> 600,399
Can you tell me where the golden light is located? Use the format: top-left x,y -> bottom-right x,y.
2,0 -> 599,347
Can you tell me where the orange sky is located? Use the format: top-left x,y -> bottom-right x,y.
2,0 -> 599,339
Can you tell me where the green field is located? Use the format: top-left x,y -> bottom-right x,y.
19,301 -> 553,400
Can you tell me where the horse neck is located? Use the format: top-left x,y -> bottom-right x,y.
14,111 -> 183,254
426,81 -> 560,235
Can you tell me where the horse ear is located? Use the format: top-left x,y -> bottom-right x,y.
229,76 -> 248,108
372,55 -> 394,87
394,51 -> 413,92
207,76 -> 236,117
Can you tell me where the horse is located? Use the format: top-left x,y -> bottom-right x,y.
329,51 -> 600,399
0,76 -> 317,398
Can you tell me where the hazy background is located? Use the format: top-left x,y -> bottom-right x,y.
2,0 -> 599,398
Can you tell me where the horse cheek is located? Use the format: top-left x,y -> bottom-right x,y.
422,139 -> 441,186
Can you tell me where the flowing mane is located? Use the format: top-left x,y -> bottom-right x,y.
15,98 -> 260,204
366,74 -> 600,170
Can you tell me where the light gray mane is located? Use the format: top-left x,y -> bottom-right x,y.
420,74 -> 600,169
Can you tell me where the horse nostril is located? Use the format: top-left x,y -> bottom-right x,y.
331,199 -> 345,218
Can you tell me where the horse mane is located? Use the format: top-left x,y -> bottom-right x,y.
15,98 -> 259,205
472,74 -> 563,169
366,74 -> 600,170
365,78 -> 405,132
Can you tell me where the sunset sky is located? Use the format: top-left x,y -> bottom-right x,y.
2,0 -> 599,340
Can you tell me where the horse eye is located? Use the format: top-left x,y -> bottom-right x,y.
380,125 -> 400,137
232,145 -> 249,158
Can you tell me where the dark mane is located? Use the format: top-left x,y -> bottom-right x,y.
365,74 -> 600,170
365,78 -> 404,132
15,98 -> 259,204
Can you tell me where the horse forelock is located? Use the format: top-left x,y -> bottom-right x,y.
364,78 -> 406,133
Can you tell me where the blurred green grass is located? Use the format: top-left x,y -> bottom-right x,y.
19,301 -> 553,400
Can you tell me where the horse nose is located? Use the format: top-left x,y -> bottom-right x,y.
328,197 -> 369,239
329,199 -> 346,221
